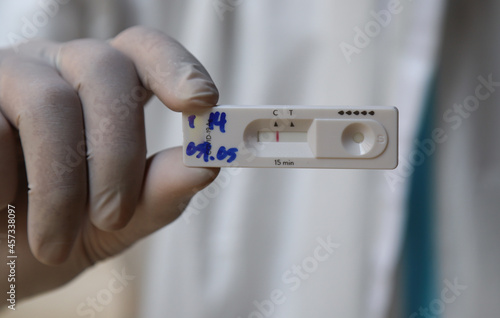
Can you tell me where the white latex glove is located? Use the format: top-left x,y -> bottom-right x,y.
0,26 -> 219,301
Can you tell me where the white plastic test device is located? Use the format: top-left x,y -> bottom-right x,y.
182,105 -> 398,169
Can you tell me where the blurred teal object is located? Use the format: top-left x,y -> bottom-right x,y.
403,74 -> 438,316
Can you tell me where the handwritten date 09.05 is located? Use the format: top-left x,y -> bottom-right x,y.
186,142 -> 238,163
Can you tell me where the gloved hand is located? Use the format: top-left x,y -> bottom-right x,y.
0,26 -> 219,300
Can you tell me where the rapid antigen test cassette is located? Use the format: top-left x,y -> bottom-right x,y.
182,105 -> 398,169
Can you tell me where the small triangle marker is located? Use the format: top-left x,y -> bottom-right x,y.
290,122 -> 295,127
274,122 -> 278,127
